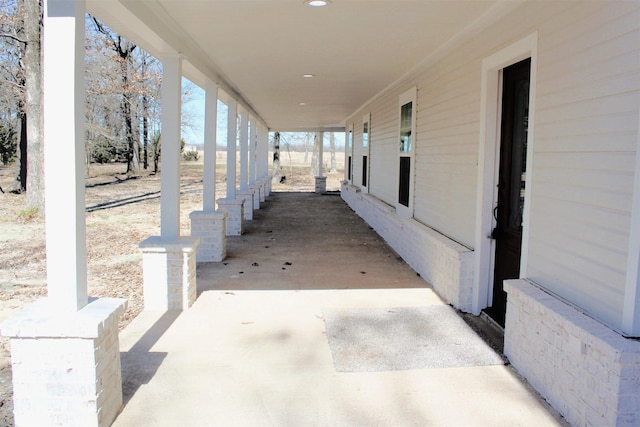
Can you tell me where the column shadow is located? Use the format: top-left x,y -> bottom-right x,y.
119,311 -> 180,405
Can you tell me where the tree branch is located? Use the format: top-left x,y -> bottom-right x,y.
0,33 -> 27,44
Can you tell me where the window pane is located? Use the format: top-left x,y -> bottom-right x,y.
363,122 -> 369,148
400,102 -> 412,153
399,157 -> 411,206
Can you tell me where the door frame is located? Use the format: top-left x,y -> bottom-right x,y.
472,32 -> 538,315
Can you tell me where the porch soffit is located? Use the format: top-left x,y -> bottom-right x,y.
86,0 -> 502,131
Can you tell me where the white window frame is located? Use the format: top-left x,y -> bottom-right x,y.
346,123 -> 354,184
397,87 -> 417,218
362,113 -> 371,193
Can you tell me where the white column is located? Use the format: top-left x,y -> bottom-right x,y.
43,0 -> 87,312
239,110 -> 249,192
317,131 -> 324,177
160,54 -> 182,241
314,131 -> 326,194
203,81 -> 218,212
226,100 -> 237,199
249,116 -> 257,187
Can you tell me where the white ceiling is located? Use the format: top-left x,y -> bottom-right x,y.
87,0 -> 502,131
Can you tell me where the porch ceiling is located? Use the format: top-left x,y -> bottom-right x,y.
86,0 -> 502,131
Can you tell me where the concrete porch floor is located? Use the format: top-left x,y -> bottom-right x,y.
114,191 -> 568,426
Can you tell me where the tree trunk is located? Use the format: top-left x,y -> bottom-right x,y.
310,133 -> 319,176
303,132 -> 311,164
271,131 -> 281,184
24,0 -> 43,210
142,79 -> 149,169
9,109 -> 27,193
329,132 -> 337,173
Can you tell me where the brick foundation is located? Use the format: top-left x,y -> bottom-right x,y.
341,183 -> 474,311
258,180 -> 267,202
189,210 -> 227,262
237,191 -> 254,220
505,279 -> 640,427
0,298 -> 127,427
315,176 -> 327,194
139,236 -> 199,311
217,198 -> 245,236
250,185 -> 261,210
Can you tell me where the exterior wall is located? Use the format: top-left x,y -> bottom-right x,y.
344,0 -> 640,334
526,1 -> 639,331
343,1 -> 640,424
342,183 -> 474,311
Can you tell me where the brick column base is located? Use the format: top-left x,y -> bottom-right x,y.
250,185 -> 261,210
217,198 -> 245,236
237,191 -> 254,220
139,236 -> 200,311
263,176 -> 272,197
0,298 -> 127,427
258,179 -> 267,202
315,176 -> 327,194
189,210 -> 227,262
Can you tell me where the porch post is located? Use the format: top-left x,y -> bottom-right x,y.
190,80 -> 227,262
315,131 -> 326,193
217,99 -> 245,235
160,54 -> 181,241
0,1 -> 126,425
139,54 -> 199,310
203,81 -> 218,212
248,116 -> 261,209
237,110 -> 254,220
261,124 -> 271,197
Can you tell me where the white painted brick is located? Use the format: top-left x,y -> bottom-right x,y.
504,279 -> 640,427
139,236 -> 199,311
341,186 -> 473,311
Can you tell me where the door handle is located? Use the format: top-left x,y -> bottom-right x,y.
490,227 -> 501,240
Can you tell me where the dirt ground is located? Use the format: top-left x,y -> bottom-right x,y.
0,158 -> 343,426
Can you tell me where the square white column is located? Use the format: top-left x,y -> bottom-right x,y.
43,0 -> 88,312
239,110 -> 249,192
160,54 -> 182,241
202,81 -> 218,213
226,100 -> 237,200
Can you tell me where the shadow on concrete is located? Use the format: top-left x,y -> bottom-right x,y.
119,311 -> 180,405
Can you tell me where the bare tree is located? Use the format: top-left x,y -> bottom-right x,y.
329,132 -> 337,173
271,131 -> 281,184
22,0 -> 42,209
0,0 -> 44,212
310,133 -> 319,176
91,17 -> 138,175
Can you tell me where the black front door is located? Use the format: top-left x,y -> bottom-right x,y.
486,58 -> 531,327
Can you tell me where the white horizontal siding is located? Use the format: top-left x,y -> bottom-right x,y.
527,0 -> 640,329
344,0 -> 639,331
366,89 -> 403,206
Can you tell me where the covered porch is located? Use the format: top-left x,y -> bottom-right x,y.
114,191 -> 565,426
